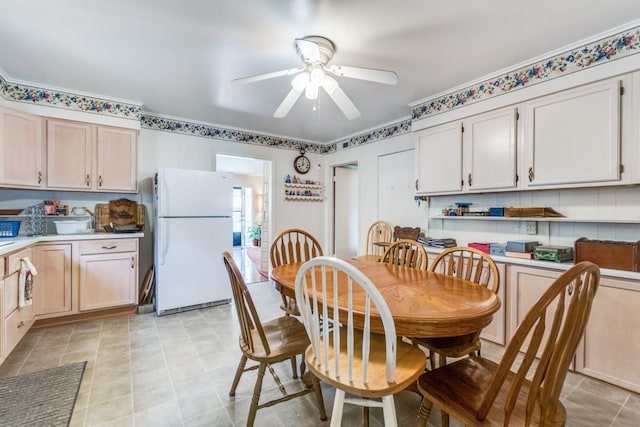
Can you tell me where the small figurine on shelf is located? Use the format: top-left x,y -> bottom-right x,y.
292,175 -> 299,184
285,174 -> 291,183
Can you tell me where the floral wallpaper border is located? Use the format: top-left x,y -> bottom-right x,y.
0,74 -> 141,120
140,114 -> 330,154
412,25 -> 640,120
140,114 -> 412,153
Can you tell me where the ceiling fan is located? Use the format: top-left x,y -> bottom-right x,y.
231,36 -> 398,120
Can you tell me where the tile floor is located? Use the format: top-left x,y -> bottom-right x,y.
1,279 -> 640,426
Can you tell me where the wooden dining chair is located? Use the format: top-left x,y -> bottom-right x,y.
295,256 -> 426,427
415,261 -> 600,427
414,246 -> 500,366
392,226 -> 421,241
222,252 -> 327,427
381,238 -> 429,270
365,220 -> 393,257
270,228 -> 323,316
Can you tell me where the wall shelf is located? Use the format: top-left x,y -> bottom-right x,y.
284,182 -> 323,201
428,216 -> 640,224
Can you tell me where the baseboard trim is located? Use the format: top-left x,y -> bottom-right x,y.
32,305 -> 138,329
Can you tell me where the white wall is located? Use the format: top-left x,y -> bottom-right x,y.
325,132 -> 423,255
137,128 -> 326,275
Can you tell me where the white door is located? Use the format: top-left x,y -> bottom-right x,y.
333,165 -> 358,259
155,217 -> 232,314
378,149 -> 418,227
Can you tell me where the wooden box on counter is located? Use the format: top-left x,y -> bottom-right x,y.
574,237 -> 640,272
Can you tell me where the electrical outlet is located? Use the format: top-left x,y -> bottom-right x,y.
525,221 -> 538,235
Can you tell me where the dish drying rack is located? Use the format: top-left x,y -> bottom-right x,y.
20,203 -> 48,236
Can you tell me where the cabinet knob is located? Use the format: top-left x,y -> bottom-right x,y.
568,283 -> 574,296
415,179 -> 419,191
468,173 -> 472,187
102,245 -> 117,250
86,174 -> 91,186
528,167 -> 534,182
17,321 -> 25,328
38,171 -> 42,184
131,257 -> 135,269
98,175 -> 103,187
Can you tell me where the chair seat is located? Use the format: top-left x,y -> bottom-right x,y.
306,329 -> 426,398
242,316 -> 310,361
417,356 -> 567,426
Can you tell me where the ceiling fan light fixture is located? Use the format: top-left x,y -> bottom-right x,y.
309,67 -> 325,86
305,83 -> 319,100
291,73 -> 309,91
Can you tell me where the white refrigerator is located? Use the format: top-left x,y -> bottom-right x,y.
154,168 -> 233,316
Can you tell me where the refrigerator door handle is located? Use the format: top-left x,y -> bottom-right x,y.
160,220 -> 168,265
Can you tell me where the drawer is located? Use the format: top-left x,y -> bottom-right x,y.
7,247 -> 33,275
4,272 -> 18,315
4,304 -> 34,358
78,239 -> 138,255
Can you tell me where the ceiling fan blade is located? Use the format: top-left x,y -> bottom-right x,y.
274,88 -> 303,118
295,38 -> 321,62
232,67 -> 304,85
327,64 -> 398,85
322,76 -> 361,120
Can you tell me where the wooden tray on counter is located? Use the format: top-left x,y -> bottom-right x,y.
94,202 -> 145,232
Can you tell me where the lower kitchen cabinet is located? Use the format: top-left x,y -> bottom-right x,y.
574,276 -> 640,393
33,244 -> 72,317
2,247 -> 35,359
479,262 -> 506,345
77,239 -> 138,312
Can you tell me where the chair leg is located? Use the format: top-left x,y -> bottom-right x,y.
229,355 -> 248,396
311,374 -> 327,421
247,362 -> 267,427
415,398 -> 434,427
441,411 -> 450,427
381,395 -> 398,427
330,389 -> 346,427
280,294 -> 291,316
290,356 -> 298,379
362,406 -> 369,427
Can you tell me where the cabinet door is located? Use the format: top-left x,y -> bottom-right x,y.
479,262 -> 506,345
415,121 -> 463,194
96,126 -> 138,192
79,252 -> 137,311
47,119 -> 94,189
507,265 -> 562,356
524,78 -> 621,188
463,107 -> 517,191
33,244 -> 72,317
0,108 -> 45,188
574,276 -> 640,393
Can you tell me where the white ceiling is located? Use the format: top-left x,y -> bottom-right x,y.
2,0 -> 640,143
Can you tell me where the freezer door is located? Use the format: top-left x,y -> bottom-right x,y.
156,168 -> 232,217
155,217 -> 233,314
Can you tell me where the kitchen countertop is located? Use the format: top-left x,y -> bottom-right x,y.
0,232 -> 144,256
422,246 -> 640,281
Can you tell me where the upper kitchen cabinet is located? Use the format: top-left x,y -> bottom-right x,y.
462,107 -> 518,192
415,121 -> 463,195
0,107 -> 45,188
414,106 -> 517,196
96,126 -> 137,192
523,77 -> 622,189
47,119 -> 93,190
46,119 -> 138,193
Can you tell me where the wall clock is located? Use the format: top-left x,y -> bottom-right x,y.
294,148 -> 311,174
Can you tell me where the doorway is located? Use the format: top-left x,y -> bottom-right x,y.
217,154 -> 270,284
333,163 -> 359,258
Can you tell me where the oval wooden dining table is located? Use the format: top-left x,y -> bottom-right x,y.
270,259 -> 501,339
